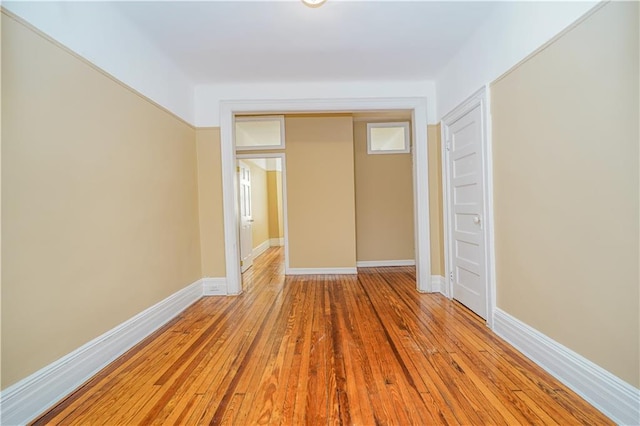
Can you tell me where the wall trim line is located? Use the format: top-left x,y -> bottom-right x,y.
356,260 -> 415,267
286,267 -> 358,275
493,308 -> 640,425
492,2 -> 607,86
252,240 -> 270,260
0,280 -> 203,425
0,8 -> 194,128
269,238 -> 284,247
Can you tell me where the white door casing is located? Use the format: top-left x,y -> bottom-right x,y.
220,98 -> 431,295
238,161 -> 253,273
442,87 -> 494,322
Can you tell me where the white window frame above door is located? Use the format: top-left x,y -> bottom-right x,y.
235,115 -> 286,151
441,86 -> 496,327
220,97 -> 432,295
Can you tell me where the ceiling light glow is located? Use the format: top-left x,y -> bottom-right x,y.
302,0 -> 327,8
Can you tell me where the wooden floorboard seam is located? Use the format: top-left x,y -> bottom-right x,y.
31,247 -> 613,425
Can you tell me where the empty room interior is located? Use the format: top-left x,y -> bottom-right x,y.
1,1 -> 638,424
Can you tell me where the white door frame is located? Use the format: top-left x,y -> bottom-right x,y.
441,86 -> 496,327
236,153 -> 289,274
220,97 -> 431,295
237,160 -> 254,272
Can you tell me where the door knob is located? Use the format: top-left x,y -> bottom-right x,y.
473,216 -> 481,225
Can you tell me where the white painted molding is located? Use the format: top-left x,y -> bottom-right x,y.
440,119 -> 452,298
286,267 -> 358,275
493,308 -> 640,425
430,275 -> 446,295
441,86 -> 495,326
483,84 -> 497,329
221,97 -> 431,296
269,238 -> 284,247
202,277 -> 228,296
410,102 -> 432,293
235,115 -> 286,151
356,260 -> 416,268
252,240 -> 270,259
0,280 -> 203,426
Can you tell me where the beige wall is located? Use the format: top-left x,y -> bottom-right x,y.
2,13 -> 202,388
196,128 -> 226,277
491,1 -> 639,386
353,120 -> 414,262
286,116 -> 357,269
428,124 -> 445,275
199,120 -> 445,274
267,171 -> 284,240
246,161 -> 269,250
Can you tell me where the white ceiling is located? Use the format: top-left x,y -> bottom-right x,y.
112,1 -> 500,85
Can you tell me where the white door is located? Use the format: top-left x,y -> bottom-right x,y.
238,161 -> 253,273
445,103 -> 487,319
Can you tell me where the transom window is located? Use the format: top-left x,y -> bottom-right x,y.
235,115 -> 285,150
367,122 -> 410,154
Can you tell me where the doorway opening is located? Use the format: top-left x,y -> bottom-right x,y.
236,154 -> 287,281
221,98 -> 431,295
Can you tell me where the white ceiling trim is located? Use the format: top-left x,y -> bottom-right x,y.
195,80 -> 437,126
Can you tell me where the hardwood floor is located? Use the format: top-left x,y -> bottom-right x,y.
33,247 -> 612,425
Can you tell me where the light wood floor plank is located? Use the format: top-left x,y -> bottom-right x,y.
32,247 -> 613,425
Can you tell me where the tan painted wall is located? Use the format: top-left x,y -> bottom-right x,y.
491,1 -> 639,386
246,161 -> 269,250
428,124 -> 445,275
276,172 -> 284,239
353,121 -> 414,262
200,120 -> 445,274
196,128 -> 226,277
267,171 -> 284,240
286,116 -> 357,269
1,13 -> 201,388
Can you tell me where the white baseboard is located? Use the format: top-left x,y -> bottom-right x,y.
0,280 -> 203,426
252,240 -> 270,259
356,259 -> 416,267
286,267 -> 358,275
430,275 -> 446,295
493,308 -> 640,425
269,238 -> 284,247
202,277 -> 228,296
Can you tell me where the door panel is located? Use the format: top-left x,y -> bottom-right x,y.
453,151 -> 478,178
446,104 -> 487,319
455,240 -> 479,263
